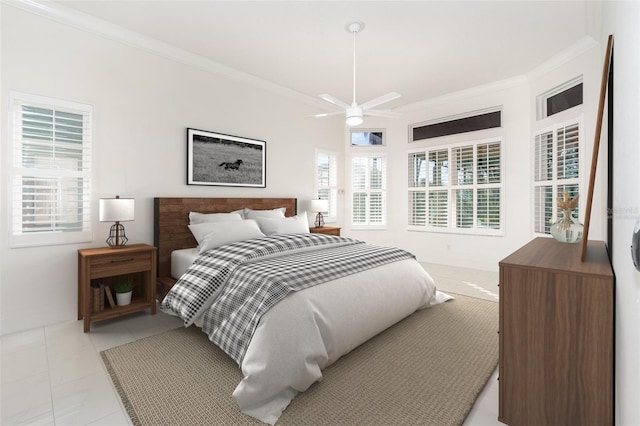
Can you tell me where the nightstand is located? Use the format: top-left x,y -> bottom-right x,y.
78,244 -> 157,332
309,226 -> 341,237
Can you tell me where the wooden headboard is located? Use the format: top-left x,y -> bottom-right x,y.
153,197 -> 297,279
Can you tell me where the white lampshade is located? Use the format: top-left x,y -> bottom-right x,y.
99,197 -> 135,222
310,199 -> 328,213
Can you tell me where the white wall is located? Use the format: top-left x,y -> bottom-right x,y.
601,2 -> 640,424
346,40 -> 603,272
0,5 -> 344,335
0,2 -> 615,343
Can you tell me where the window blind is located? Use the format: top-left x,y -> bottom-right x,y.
408,139 -> 502,235
455,189 -> 474,228
534,132 -> 553,182
408,191 -> 426,226
317,151 -> 338,221
532,119 -> 581,236
10,93 -> 92,246
477,142 -> 501,184
428,190 -> 448,227
351,155 -> 386,227
452,145 -> 473,185
477,188 -> 501,229
557,123 -> 580,180
408,153 -> 427,188
428,149 -> 448,187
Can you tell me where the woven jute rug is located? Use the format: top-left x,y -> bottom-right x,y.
101,293 -> 498,425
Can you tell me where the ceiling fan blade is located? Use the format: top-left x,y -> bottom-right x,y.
360,92 -> 401,110
363,109 -> 402,118
309,111 -> 345,118
318,94 -> 350,110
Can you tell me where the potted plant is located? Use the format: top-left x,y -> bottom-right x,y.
114,279 -> 135,306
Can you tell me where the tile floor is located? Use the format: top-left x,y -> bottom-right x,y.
1,263 -> 500,426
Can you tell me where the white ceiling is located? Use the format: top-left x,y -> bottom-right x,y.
55,0 -> 590,111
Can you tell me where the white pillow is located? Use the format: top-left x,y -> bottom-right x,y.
188,219 -> 264,247
256,212 -> 310,236
197,220 -> 265,253
189,211 -> 243,224
244,207 -> 286,220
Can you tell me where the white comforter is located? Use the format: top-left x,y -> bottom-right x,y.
181,252 -> 449,424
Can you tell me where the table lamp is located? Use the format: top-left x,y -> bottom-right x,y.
99,195 -> 134,248
310,199 -> 329,228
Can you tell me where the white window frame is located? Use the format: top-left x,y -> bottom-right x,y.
315,149 -> 338,223
8,92 -> 93,247
349,153 -> 387,229
536,75 -> 583,120
532,117 -> 583,236
408,137 -> 503,236
350,128 -> 386,146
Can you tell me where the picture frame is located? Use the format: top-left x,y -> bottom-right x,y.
187,128 -> 266,187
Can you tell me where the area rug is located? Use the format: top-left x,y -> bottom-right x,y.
101,293 -> 498,425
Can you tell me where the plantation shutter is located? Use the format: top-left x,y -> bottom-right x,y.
532,119 -> 581,235
477,188 -> 501,229
351,155 -> 386,227
455,189 -> 474,228
316,151 -> 338,221
477,142 -> 501,184
428,190 -> 448,227
452,145 -> 474,185
408,139 -> 502,235
10,93 -> 92,247
408,153 -> 426,226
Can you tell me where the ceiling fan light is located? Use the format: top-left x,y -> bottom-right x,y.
346,106 -> 363,126
346,115 -> 363,126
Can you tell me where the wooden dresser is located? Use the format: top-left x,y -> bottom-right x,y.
498,237 -> 614,426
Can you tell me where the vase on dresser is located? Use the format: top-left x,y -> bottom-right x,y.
550,190 -> 583,243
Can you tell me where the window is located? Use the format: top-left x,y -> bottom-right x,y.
408,139 -> 502,234
351,155 -> 386,227
9,92 -> 92,247
533,119 -> 581,235
351,129 -> 385,146
410,108 -> 501,142
536,76 -> 583,120
315,150 -> 338,222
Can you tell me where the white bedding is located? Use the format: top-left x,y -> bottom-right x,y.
169,243 -> 451,424
171,247 -> 199,278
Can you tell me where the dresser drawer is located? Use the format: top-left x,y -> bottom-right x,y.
89,250 -> 152,278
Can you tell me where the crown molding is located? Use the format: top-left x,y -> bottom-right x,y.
5,0 -> 333,111
526,36 -> 599,81
5,1 -> 600,116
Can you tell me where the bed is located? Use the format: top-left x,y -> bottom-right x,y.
154,197 -> 450,424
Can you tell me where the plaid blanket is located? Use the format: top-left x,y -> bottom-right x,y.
161,233 -> 415,364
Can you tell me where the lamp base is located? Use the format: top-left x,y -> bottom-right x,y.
314,212 -> 325,228
106,223 -> 128,248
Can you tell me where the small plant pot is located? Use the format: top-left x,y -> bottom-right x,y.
116,291 -> 132,306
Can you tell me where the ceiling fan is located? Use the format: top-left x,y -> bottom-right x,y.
313,21 -> 401,126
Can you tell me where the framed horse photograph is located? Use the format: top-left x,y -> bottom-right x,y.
187,128 -> 266,187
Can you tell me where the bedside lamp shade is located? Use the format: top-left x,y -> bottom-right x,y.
99,196 -> 134,248
310,199 -> 329,228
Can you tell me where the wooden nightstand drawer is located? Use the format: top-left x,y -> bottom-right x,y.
89,251 -> 152,279
309,226 -> 341,237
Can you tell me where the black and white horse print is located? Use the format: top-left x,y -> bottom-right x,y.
219,159 -> 243,170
